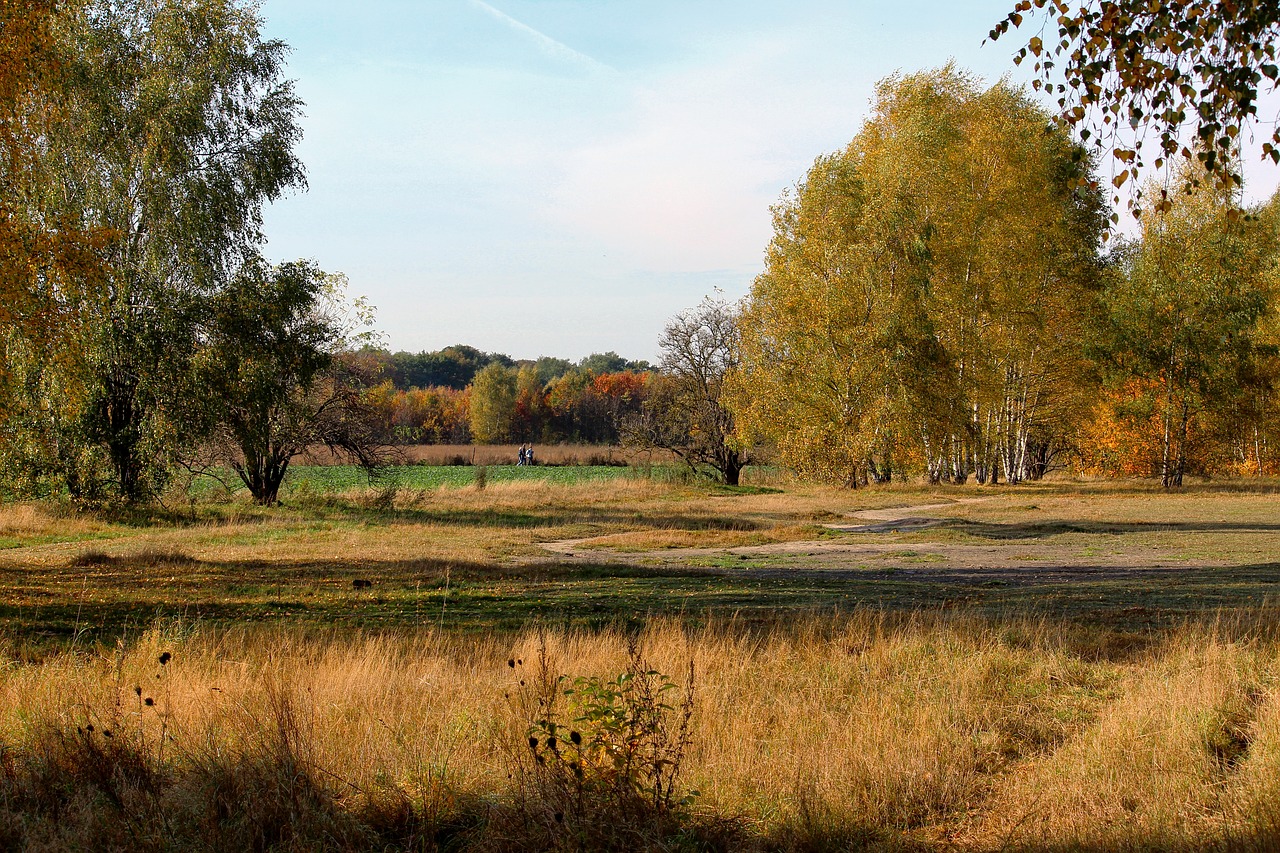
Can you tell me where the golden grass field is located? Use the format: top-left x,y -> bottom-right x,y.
2,474 -> 1280,850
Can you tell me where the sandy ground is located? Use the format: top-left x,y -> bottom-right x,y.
539,498 -> 1254,586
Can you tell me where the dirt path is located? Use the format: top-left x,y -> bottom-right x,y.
537,497 -> 1235,583
539,498 -> 988,559
822,498 -> 991,533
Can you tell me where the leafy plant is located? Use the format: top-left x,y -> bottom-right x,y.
512,637 -> 697,850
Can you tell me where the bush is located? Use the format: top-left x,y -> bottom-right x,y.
508,637 -> 697,851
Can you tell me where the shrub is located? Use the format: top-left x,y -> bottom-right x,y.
508,637 -> 697,850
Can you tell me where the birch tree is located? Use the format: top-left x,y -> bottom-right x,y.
731,67 -> 1106,485
3,0 -> 305,501
1095,165 -> 1278,487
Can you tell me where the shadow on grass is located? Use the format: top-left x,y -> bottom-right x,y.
945,518 -> 1280,539
7,543 -> 1280,648
80,500 -> 766,535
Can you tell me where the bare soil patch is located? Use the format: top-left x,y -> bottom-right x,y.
540,493 -> 1280,588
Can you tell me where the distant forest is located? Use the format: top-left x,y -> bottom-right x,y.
351,347 -> 657,448
359,346 -> 652,392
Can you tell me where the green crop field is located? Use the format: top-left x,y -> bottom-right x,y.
186,463 -> 639,500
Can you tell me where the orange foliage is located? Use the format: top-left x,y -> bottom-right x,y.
366,382 -> 471,444
1075,379 -> 1216,478
591,371 -> 648,399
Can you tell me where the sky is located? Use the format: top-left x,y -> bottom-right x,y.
254,1 -> 1280,363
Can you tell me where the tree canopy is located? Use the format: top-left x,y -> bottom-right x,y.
200,262 -> 384,504
0,0 -> 307,502
730,67 -> 1106,486
991,1 -> 1280,214
1089,165 -> 1279,485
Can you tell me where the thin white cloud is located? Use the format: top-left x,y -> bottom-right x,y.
467,0 -> 616,74
545,34 -> 857,273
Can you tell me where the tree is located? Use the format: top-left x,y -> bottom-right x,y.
624,297 -> 748,485
579,352 -> 650,374
199,261 -> 385,505
729,152 -> 948,487
386,345 -> 512,390
469,363 -> 518,444
991,1 -> 1280,214
730,67 -> 1106,486
11,0 -> 304,501
533,356 -> 573,384
513,364 -> 551,442
1091,166 -> 1278,487
366,382 -> 471,444
0,0 -> 108,406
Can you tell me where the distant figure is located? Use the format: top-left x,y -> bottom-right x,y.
527,446 -> 535,466
517,445 -> 527,466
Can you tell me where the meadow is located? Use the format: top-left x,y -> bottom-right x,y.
2,469 -> 1280,850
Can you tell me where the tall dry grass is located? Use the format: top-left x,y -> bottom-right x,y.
2,615 -> 1280,850
392,444 -> 643,467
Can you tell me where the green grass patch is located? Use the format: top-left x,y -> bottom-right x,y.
188,464 -> 643,499
5,478 -> 1280,648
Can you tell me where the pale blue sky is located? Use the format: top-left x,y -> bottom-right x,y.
249,2 -> 1116,361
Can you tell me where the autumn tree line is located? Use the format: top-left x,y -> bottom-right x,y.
378,58 -> 1280,489
355,347 -> 654,446
4,0 -> 1280,503
727,67 -> 1280,489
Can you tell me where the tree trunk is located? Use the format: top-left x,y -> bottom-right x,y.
722,450 -> 742,486
236,445 -> 291,505
100,369 -> 146,502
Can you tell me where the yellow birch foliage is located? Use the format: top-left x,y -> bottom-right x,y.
0,0 -> 106,383
730,66 -> 1104,484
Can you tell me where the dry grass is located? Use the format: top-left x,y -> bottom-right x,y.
6,478 -> 1280,847
2,615 -> 1280,850
0,503 -> 108,539
392,444 -> 647,467
569,522 -> 831,552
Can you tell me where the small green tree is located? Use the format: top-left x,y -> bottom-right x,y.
469,363 -> 518,444
199,261 -> 385,505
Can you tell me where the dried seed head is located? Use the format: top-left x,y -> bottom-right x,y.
570,730 -> 582,745
144,697 -> 154,707
158,652 -> 171,666
508,658 -> 515,668
528,736 -> 539,750
134,686 -> 142,696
